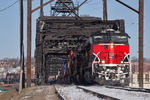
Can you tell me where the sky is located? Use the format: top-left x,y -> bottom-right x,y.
0,0 -> 150,59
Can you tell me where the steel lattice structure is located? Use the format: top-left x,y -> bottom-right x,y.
51,0 -> 78,16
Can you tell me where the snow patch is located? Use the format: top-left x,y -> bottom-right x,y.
56,85 -> 101,100
79,86 -> 150,100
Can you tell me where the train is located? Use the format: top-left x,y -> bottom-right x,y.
35,0 -> 131,85
35,16 -> 128,85
62,29 -> 130,85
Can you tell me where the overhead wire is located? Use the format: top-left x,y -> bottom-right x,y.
0,0 -> 19,12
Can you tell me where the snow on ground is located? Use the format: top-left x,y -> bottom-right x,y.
78,85 -> 150,100
55,85 -> 102,100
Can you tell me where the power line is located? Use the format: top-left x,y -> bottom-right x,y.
0,0 -> 19,13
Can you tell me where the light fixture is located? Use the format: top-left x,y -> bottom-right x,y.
102,60 -> 105,64
110,43 -> 114,49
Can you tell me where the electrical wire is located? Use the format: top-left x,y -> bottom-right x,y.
0,0 -> 19,12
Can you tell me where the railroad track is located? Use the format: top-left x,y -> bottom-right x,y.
55,85 -> 66,100
104,85 -> 150,93
55,84 -> 127,100
77,86 -> 119,100
77,85 -> 150,100
55,84 -> 150,100
54,85 -> 103,100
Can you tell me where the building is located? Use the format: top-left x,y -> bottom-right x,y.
130,62 -> 150,88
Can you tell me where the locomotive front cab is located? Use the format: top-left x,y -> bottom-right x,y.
91,30 -> 130,85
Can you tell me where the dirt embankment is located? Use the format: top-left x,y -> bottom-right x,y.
0,86 -> 58,100
0,88 -> 18,100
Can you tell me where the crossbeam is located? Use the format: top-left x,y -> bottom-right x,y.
32,0 -> 55,13
116,0 -> 139,14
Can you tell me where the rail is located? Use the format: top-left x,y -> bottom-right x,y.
54,85 -> 66,100
105,85 -> 150,93
77,86 -> 119,100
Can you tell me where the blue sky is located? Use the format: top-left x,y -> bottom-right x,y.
0,0 -> 150,59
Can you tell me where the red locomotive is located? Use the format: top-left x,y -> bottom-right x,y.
91,30 -> 130,85
64,29 -> 130,85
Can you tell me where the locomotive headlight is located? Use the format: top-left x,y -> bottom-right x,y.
110,43 -> 114,49
102,60 -> 105,64
120,60 -> 124,64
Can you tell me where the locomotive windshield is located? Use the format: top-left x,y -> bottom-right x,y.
111,35 -> 128,43
93,33 -> 129,44
93,35 -> 109,42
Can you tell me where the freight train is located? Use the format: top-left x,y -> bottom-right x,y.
63,29 -> 130,85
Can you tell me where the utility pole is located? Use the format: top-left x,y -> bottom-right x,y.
103,0 -> 107,20
139,0 -> 144,88
40,0 -> 43,16
26,0 -> 32,87
26,0 -> 55,87
19,0 -> 25,93
116,0 -> 144,88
